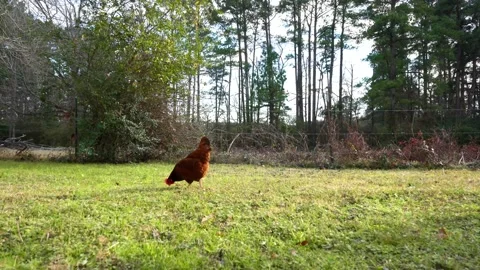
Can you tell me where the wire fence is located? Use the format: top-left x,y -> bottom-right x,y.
2,117 -> 480,147
1,107 -> 479,166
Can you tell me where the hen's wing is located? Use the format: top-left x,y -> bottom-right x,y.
172,157 -> 206,181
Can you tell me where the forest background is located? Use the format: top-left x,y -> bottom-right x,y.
0,0 -> 479,167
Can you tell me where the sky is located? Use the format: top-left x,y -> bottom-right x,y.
218,6 -> 375,122
265,0 -> 374,120
281,39 -> 374,116
203,20 -> 374,123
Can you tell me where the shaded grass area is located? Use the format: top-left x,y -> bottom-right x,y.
1,161 -> 479,269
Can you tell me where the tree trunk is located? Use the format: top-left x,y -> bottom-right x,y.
294,0 -> 304,130
242,0 -> 250,124
387,0 -> 398,133
312,0 -> 318,143
262,1 -> 277,128
187,75 -> 192,122
9,62 -> 18,138
196,65 -> 200,122
454,1 -> 463,121
227,54 -> 233,130
192,73 -> 196,122
173,83 -> 177,120
214,71 -> 219,124
236,14 -> 244,124
220,56 -> 227,123
422,40 -> 429,108
472,57 -> 477,114
328,0 -> 337,164
447,58 -> 453,110
338,2 -> 346,134
349,64 -> 354,126
250,17 -> 259,123
307,11 -> 312,134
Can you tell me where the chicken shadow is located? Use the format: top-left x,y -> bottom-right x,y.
33,184 -> 183,202
110,185 -> 183,195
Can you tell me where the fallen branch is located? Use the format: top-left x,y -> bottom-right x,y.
227,133 -> 241,154
0,135 -> 31,155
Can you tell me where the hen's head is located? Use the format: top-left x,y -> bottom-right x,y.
199,136 -> 211,151
165,178 -> 175,186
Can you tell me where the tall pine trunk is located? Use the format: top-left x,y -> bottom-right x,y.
307,13 -> 312,132
387,0 -> 398,133
250,17 -> 259,123
242,0 -> 250,124
472,58 -> 478,114
236,14 -> 244,124
328,0 -> 337,163
294,0 -> 304,130
338,2 -> 346,134
227,54 -> 233,130
187,75 -> 192,122
196,65 -> 200,122
312,0 -> 319,145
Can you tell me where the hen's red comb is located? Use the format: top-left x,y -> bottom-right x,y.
165,178 -> 174,186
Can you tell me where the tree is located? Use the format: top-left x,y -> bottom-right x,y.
279,0 -> 305,130
20,0 -> 209,161
205,33 -> 233,124
362,0 -> 411,133
0,0 -> 55,139
254,44 -> 288,128
216,0 -> 255,125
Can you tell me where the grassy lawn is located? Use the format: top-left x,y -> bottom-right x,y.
1,160 -> 479,269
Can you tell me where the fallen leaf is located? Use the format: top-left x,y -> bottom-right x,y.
201,214 -> 214,223
96,249 -> 110,260
298,240 -> 308,246
48,256 -> 68,270
152,229 -> 160,239
437,227 -> 448,239
271,253 -> 278,259
98,235 -> 109,246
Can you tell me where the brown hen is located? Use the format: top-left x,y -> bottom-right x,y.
165,136 -> 211,188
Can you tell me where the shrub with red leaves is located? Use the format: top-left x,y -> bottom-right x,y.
425,131 -> 459,164
345,129 -> 369,153
461,143 -> 480,162
399,132 -> 433,163
333,128 -> 370,163
398,130 -> 469,165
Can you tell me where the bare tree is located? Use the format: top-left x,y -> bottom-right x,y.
0,1 -> 51,137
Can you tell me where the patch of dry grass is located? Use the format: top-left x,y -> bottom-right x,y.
0,148 -> 70,160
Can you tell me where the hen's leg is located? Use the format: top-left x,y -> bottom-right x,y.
199,179 -> 203,189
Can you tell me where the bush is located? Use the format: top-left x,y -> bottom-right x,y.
398,132 -> 433,163
461,143 -> 480,163
209,128 -> 480,169
333,128 -> 370,163
397,131 -> 462,166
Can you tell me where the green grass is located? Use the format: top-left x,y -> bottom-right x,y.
1,160 -> 479,269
